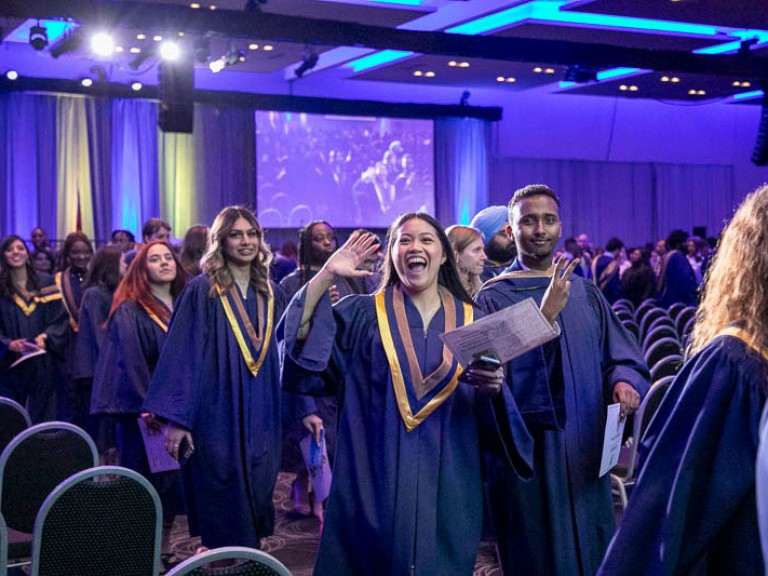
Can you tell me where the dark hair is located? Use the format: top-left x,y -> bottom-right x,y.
666,229 -> 689,252
508,184 -> 561,216
141,218 -> 171,240
605,237 -> 624,253
0,235 -> 39,298
378,213 -> 474,305
111,229 -> 136,243
298,220 -> 337,286
60,232 -> 94,270
180,225 -> 209,277
85,246 -> 124,292
32,249 -> 56,274
629,246 -> 649,266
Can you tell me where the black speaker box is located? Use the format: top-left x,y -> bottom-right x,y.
158,58 -> 194,134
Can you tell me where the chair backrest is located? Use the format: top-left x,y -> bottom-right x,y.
614,309 -> 634,323
649,354 -> 683,383
644,337 -> 682,369
675,306 -> 697,337
31,466 -> 162,576
622,320 -> 639,343
0,422 -> 98,533
642,325 -> 680,353
666,302 -> 686,322
681,316 -> 696,341
634,300 -> 658,323
622,377 -> 674,480
0,510 -> 8,576
612,298 -> 635,313
640,308 -> 671,339
0,397 -> 32,456
646,315 -> 676,336
166,546 -> 292,576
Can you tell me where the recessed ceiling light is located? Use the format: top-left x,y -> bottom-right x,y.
190,2 -> 200,8
91,32 -> 115,56
263,44 -> 274,51
81,78 -> 93,87
459,62 -> 470,68
697,89 -> 706,95
178,32 -> 184,37
209,4 -> 217,10
629,85 -> 639,91
661,76 -> 669,82
620,85 -> 628,91
414,70 -> 423,76
248,43 -> 259,50
130,47 -> 141,54
448,60 -> 457,67
153,35 -> 162,42
6,70 -> 19,80
671,77 -> 680,83
136,33 -> 146,40
425,71 -> 435,77
533,67 -> 543,73
496,76 -> 505,82
506,77 -> 516,82
131,82 -> 142,91
544,68 -> 555,74
115,46 -> 124,53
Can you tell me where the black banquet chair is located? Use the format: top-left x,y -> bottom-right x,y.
676,307 -> 697,338
0,396 -> 32,455
30,466 -> 162,576
642,325 -> 680,353
650,354 -> 684,383
621,320 -> 640,344
0,511 -> 8,576
612,298 -> 635,314
166,546 -> 292,576
640,308 -> 671,340
667,302 -> 687,322
0,422 -> 98,568
644,337 -> 682,369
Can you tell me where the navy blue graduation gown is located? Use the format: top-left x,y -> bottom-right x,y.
475,261 -> 650,576
279,285 -> 545,576
594,254 -> 624,304
598,333 -> 768,575
72,286 -> 113,381
658,250 -> 698,309
759,403 -> 768,574
144,275 -> 307,548
0,274 -> 69,423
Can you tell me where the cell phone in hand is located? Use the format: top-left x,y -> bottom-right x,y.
177,436 -> 195,466
470,351 -> 502,372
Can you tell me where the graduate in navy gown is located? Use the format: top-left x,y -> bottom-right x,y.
0,235 -> 69,423
598,184 -> 768,575
72,246 -> 125,452
144,206 -> 320,550
656,229 -> 698,309
759,404 -> 768,575
90,241 -> 188,568
475,185 -> 649,576
280,213 -> 576,576
55,232 -> 94,423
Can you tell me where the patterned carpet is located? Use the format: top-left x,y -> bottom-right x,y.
169,472 -> 501,575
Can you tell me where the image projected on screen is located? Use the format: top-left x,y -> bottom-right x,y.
256,111 -> 435,228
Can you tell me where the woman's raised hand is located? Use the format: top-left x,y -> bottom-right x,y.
540,257 -> 579,325
324,232 -> 380,278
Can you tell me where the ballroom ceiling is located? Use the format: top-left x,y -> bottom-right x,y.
0,0 -> 766,105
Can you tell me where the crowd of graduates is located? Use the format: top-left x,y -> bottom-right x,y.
1,181 -> 767,575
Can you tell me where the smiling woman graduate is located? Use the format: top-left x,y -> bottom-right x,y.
143,206 -> 319,550
279,212 -> 576,575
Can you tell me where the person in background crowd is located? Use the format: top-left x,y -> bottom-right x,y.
90,241 -> 188,571
111,229 -> 136,253
592,237 -> 625,304
0,235 -> 69,422
144,206 -> 320,550
73,246 -> 126,460
657,229 -> 698,309
686,235 -> 709,286
598,183 -> 768,575
55,232 -> 95,423
32,249 -> 56,275
279,213 -> 575,575
470,205 -> 517,282
476,184 -> 649,576
446,224 -> 487,297
143,218 -> 172,243
651,238 -> 666,276
271,240 -> 298,284
180,225 -> 210,277
621,247 -> 656,308
31,226 -> 53,252
562,236 -> 588,278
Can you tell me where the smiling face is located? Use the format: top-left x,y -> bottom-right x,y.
508,194 -> 562,270
224,217 -> 260,268
69,240 -> 93,272
146,244 -> 177,286
4,239 -> 29,270
457,237 -> 487,276
391,217 -> 446,296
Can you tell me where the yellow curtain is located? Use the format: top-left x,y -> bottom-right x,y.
56,96 -> 95,239
158,129 -> 196,237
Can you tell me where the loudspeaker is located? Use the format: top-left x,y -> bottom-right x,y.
751,91 -> 768,166
158,57 -> 194,134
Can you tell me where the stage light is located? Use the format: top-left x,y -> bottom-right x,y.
29,21 -> 48,51
160,41 -> 180,61
294,49 -> 319,78
6,70 -> 19,80
209,58 -> 226,73
91,32 -> 115,56
208,49 -> 245,72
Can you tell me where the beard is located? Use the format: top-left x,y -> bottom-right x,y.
485,238 -> 517,264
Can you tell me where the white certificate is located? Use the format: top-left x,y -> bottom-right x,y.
599,403 -> 626,478
439,297 -> 559,368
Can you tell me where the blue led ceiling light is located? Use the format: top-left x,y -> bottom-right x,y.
732,90 -> 764,101
346,49 -> 414,73
368,0 -> 426,5
595,67 -> 643,81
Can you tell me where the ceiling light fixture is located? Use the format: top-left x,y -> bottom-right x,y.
29,21 -> 49,51
6,70 -> 19,80
91,32 -> 115,56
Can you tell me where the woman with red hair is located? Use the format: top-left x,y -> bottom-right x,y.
90,240 -> 188,570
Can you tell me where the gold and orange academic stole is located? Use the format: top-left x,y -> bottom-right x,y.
139,302 -> 169,333
216,281 -> 274,377
375,285 -> 473,432
55,270 -> 80,331
718,327 -> 768,363
12,284 -> 62,317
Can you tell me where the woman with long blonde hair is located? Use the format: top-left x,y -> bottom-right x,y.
144,206 -> 320,550
446,224 -> 487,296
599,184 -> 768,575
